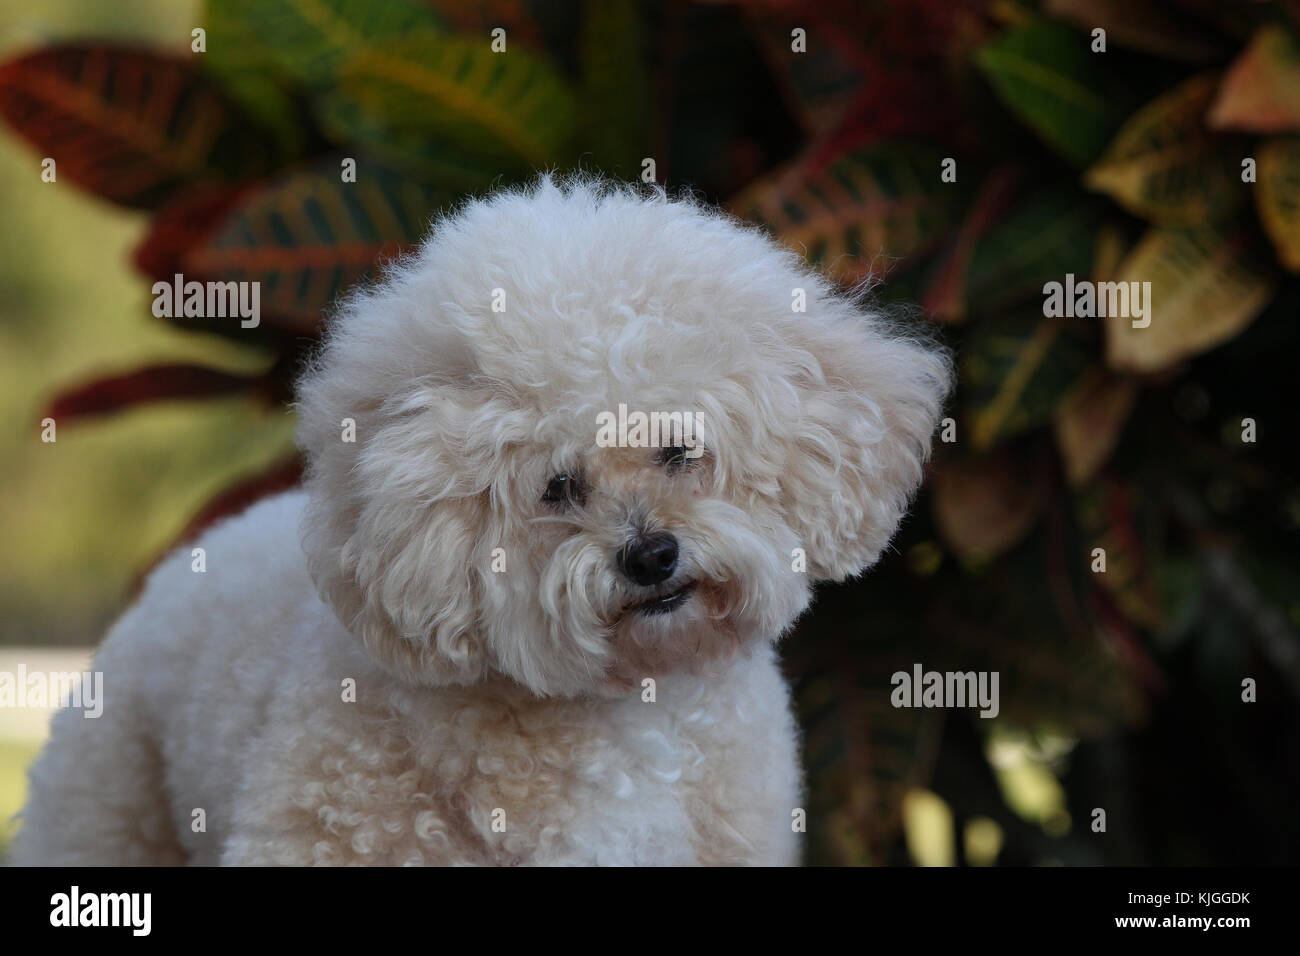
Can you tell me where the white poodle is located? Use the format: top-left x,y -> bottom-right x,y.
14,177 -> 950,866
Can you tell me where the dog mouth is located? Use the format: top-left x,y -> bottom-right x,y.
630,581 -> 697,617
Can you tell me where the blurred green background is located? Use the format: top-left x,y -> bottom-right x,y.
0,0 -> 294,851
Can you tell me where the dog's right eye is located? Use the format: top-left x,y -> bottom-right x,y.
542,473 -> 585,507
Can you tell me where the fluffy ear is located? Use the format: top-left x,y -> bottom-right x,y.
298,383 -> 493,687
295,276 -> 494,686
777,304 -> 952,582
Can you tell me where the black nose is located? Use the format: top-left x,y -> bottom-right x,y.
618,533 -> 678,586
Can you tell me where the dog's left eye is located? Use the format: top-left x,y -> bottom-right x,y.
658,446 -> 690,470
542,473 -> 586,507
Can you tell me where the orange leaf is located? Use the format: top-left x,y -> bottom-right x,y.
932,451 -> 1044,562
1208,25 -> 1300,133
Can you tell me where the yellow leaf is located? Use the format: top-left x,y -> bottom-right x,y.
1104,223 -> 1275,372
1084,72 -> 1241,225
1054,368 -> 1138,486
1256,135 -> 1300,271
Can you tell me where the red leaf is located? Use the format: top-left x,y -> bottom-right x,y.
133,184 -> 249,281
44,364 -> 266,422
131,456 -> 305,595
0,44 -> 274,208
744,0 -> 993,151
921,166 -> 1021,322
174,456 -> 304,546
181,157 -> 451,334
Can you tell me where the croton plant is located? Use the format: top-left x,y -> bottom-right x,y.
2,0 -> 1298,864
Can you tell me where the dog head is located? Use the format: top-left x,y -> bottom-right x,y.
296,177 -> 951,697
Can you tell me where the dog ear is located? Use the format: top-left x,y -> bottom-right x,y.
298,370 -> 493,687
775,305 -> 951,582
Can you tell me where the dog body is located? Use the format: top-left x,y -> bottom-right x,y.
16,179 -> 948,865
19,491 -> 801,865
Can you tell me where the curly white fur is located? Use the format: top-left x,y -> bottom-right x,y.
14,176 -> 950,866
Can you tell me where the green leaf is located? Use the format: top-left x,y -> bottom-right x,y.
1085,72 -> 1247,226
202,0 -> 311,156
181,156 -> 454,333
962,306 -> 1098,450
733,143 -> 967,284
1104,221 -> 1276,372
1255,135 -> 1300,271
209,0 -> 443,87
0,44 -> 274,209
426,0 -> 582,73
976,18 -> 1130,168
577,0 -> 650,175
314,32 -> 577,179
964,188 -> 1105,313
